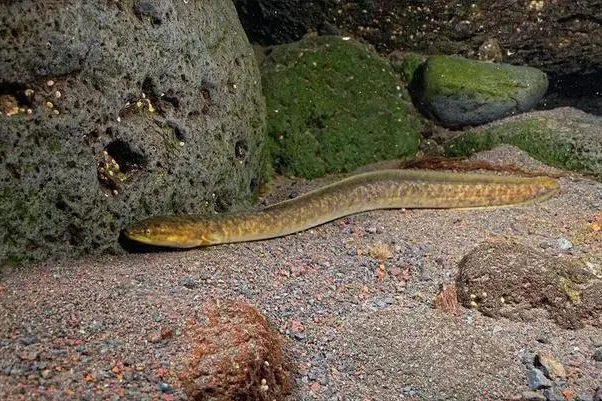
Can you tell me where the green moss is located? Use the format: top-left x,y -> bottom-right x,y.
390,52 -> 426,84
261,36 -> 422,179
444,117 -> 600,179
424,55 -> 546,99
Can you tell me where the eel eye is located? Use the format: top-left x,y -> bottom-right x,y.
145,228 -> 151,235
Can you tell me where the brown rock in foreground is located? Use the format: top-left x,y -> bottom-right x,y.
433,284 -> 461,316
178,299 -> 293,401
456,241 -> 602,329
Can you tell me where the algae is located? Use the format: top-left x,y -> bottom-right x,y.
261,36 -> 422,179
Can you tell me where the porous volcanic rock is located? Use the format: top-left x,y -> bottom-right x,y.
456,241 -> 602,329
178,299 -> 293,401
0,1 -> 266,266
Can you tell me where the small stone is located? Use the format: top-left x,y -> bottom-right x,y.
148,326 -> 174,343
595,386 -> 602,401
522,390 -> 546,401
20,335 -> 38,345
433,284 -> 460,315
178,277 -> 197,289
18,349 -> 40,361
593,347 -> 602,362
576,394 -> 594,401
158,382 -> 173,394
535,352 -> 567,380
557,237 -> 573,250
535,332 -> 550,344
526,367 -> 552,390
543,386 -> 565,401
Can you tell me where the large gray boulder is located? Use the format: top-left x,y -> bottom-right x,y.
0,1 -> 266,267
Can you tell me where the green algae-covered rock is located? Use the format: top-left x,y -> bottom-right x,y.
261,36 -> 422,179
444,107 -> 602,180
415,55 -> 548,128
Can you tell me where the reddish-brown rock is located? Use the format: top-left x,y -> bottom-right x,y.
178,299 -> 293,400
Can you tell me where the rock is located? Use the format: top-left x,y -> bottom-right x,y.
413,55 -> 548,127
455,241 -> 602,329
522,390 -> 546,401
0,0 -> 266,267
593,347 -> 602,362
235,1 -> 602,79
433,284 -> 461,315
260,35 -> 422,179
543,386 -> 566,401
443,107 -> 602,180
535,352 -> 567,380
178,299 -> 293,401
526,367 -> 552,390
557,238 -> 573,251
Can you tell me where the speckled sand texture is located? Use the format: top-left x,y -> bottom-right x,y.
1,145 -> 601,400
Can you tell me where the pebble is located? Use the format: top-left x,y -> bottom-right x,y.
526,367 -> 552,390
593,347 -> 602,362
374,297 -> 394,309
535,332 -> 550,344
543,385 -> 565,401
535,352 -> 566,380
402,386 -> 421,396
557,237 -> 573,250
157,382 -> 173,394
20,335 -> 38,345
178,277 -> 198,289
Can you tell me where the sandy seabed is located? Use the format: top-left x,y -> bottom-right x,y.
1,146 -> 601,400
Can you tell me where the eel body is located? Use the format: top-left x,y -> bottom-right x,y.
124,169 -> 560,248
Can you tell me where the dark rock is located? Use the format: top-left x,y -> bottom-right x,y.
178,299 -> 293,400
543,385 -> 566,401
456,241 -> 602,329
235,1 -> 602,80
19,335 -> 38,346
157,381 -> 173,394
535,332 -> 550,344
0,0 -> 266,267
233,0 -> 331,45
413,55 -> 548,127
526,367 -> 552,390
593,347 -> 602,362
178,277 -> 198,290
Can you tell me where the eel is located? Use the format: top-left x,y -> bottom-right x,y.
124,169 -> 560,248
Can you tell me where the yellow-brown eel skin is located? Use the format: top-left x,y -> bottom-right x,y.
124,169 -> 560,248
